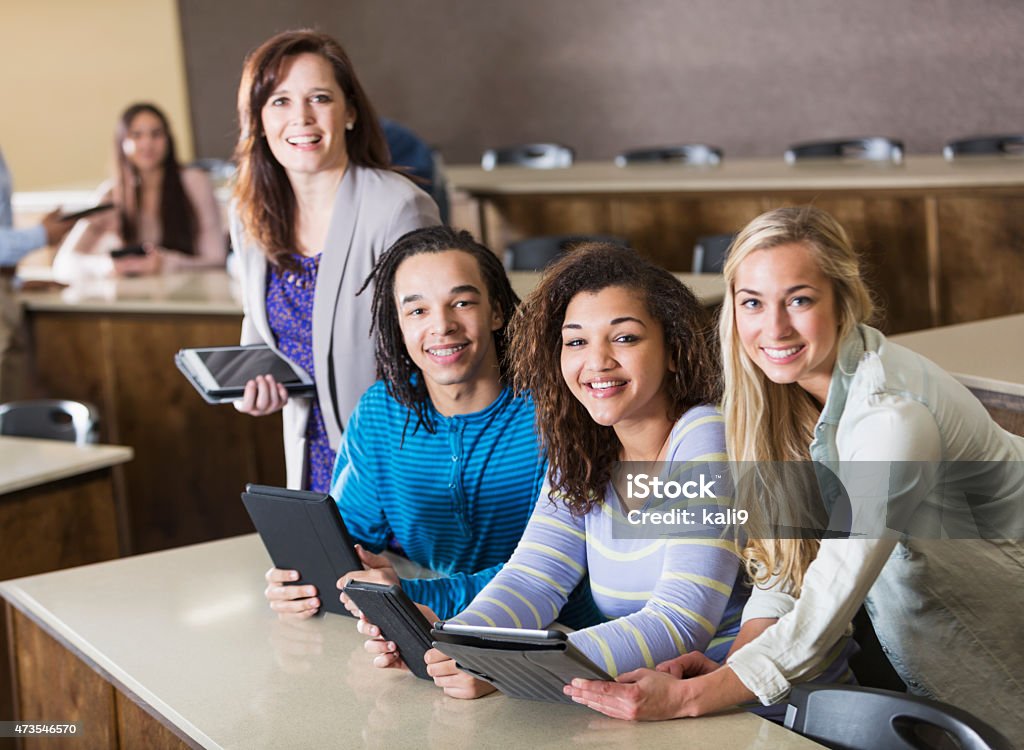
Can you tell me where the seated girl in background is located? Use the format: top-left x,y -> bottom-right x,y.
54,102 -> 225,279
567,207 -> 1023,742
357,243 -> 753,698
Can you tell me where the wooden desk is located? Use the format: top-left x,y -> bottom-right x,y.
448,155 -> 1024,333
0,436 -> 132,743
891,313 -> 1024,435
507,270 -> 725,306
0,535 -> 821,749
18,272 -> 284,555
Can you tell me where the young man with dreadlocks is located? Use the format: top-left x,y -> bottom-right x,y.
264,225 -> 597,638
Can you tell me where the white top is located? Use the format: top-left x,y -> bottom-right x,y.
18,270 -> 243,315
0,435 -> 132,495
890,314 -> 1024,397
727,326 -> 1024,742
0,535 -> 821,749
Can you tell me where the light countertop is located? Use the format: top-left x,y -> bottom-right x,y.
18,270 -> 244,315
890,314 -> 1024,397
0,436 -> 132,495
447,155 -> 1024,195
0,534 -> 820,749
17,270 -> 722,315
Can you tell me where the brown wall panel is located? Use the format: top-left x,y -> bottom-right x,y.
177,1 -> 1024,165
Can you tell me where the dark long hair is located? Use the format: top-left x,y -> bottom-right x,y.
360,226 -> 520,436
115,103 -> 196,255
508,244 -> 722,516
233,29 -> 391,270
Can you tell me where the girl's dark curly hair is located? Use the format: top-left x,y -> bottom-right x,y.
359,225 -> 520,435
508,243 -> 722,516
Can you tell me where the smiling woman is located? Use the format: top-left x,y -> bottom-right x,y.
230,29 -> 439,492
565,207 -> 1024,744
418,243 -> 782,705
53,102 -> 226,280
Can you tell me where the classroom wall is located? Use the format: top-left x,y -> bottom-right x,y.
177,0 -> 1024,165
0,0 -> 192,190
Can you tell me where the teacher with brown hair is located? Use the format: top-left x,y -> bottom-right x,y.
231,29 -> 439,491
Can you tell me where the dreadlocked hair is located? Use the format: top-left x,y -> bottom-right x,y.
507,242 -> 722,517
358,225 -> 520,437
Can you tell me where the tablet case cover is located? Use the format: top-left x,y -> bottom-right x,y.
175,348 -> 315,404
342,582 -> 434,680
430,628 -> 612,703
241,484 -> 361,617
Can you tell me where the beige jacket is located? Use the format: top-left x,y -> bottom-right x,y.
232,166 -> 439,487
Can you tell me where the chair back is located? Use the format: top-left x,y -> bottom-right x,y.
615,144 -> 722,167
481,144 -> 575,170
785,684 -> 1015,750
429,149 -> 451,224
943,134 -> 1024,160
692,234 -> 735,274
505,235 -> 628,271
784,137 -> 904,165
189,158 -> 236,181
0,399 -> 100,444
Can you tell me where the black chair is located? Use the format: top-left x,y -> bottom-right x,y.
784,137 -> 904,165
481,144 -> 575,170
692,234 -> 735,274
943,134 -> 1024,161
615,144 -> 722,167
504,235 -> 628,271
0,399 -> 100,444
785,684 -> 1014,750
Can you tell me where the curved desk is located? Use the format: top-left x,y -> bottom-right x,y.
449,155 -> 1024,333
0,535 -> 821,749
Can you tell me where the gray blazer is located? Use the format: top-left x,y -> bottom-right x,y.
232,166 -> 440,488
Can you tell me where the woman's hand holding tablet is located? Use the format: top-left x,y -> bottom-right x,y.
239,374 -> 290,416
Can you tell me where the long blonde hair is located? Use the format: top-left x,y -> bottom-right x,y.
720,206 -> 875,594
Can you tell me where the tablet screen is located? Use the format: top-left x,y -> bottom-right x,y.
199,348 -> 302,389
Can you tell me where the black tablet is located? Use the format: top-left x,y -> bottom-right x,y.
175,345 -> 315,404
431,623 -> 612,703
342,581 -> 434,680
241,484 -> 361,617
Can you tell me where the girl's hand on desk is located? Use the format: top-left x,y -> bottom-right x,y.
238,374 -> 289,416
564,668 -> 691,721
425,648 -> 497,699
264,567 -> 320,619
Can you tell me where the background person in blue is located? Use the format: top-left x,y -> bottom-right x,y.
265,226 -> 597,626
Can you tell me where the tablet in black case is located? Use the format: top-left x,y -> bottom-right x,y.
241,484 -> 361,617
430,623 -> 612,703
342,581 -> 435,680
